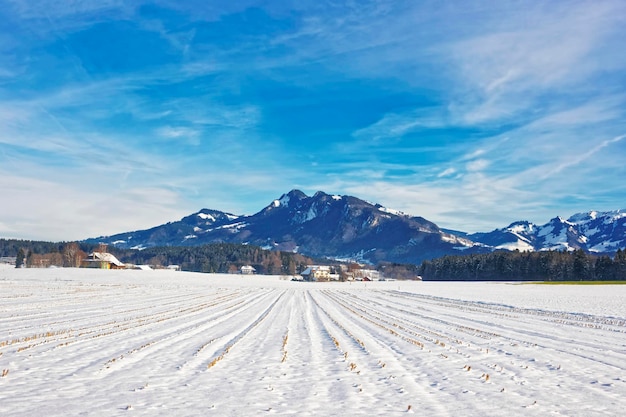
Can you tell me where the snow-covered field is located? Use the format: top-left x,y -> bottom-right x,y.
1,266 -> 625,416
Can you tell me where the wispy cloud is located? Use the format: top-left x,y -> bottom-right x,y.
156,126 -> 201,143
538,134 -> 626,180
446,1 -> 626,125
4,0 -> 135,32
1,0 -> 625,240
351,108 -> 447,142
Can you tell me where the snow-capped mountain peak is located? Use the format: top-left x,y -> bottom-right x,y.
85,190 -> 626,264
469,209 -> 626,254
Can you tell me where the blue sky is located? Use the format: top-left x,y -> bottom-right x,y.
1,0 -> 625,241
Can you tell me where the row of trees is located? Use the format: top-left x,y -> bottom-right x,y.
118,243 -> 314,275
419,249 -> 626,281
1,239 -> 314,275
13,242 -> 86,269
1,239 -> 69,258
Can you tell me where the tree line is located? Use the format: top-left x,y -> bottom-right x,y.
116,243 -> 313,275
1,240 -> 88,268
0,239 -> 313,275
418,249 -> 626,281
7,238 -> 624,281
1,238 -> 422,279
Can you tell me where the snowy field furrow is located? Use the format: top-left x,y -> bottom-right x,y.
1,267 -> 625,416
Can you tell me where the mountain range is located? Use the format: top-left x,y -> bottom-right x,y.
87,190 -> 626,265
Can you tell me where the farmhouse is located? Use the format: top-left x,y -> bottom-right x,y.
81,252 -> 125,269
351,268 -> 381,281
301,265 -> 334,281
240,265 -> 256,275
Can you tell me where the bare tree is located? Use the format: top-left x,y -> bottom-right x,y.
64,242 -> 86,268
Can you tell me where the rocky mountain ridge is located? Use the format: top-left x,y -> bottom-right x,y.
87,190 -> 626,265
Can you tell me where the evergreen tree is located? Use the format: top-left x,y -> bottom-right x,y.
616,249 -> 626,278
573,249 -> 591,280
15,248 -> 25,268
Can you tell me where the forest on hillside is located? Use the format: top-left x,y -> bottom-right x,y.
118,243 -> 313,275
0,239 -> 420,279
0,239 -> 313,275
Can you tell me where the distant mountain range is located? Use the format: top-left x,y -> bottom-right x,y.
86,190 -> 626,265
464,210 -> 626,254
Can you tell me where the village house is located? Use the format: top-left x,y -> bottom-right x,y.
300,265 -> 336,281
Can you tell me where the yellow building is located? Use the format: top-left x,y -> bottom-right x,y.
81,252 -> 125,269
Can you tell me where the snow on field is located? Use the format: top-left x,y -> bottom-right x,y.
1,267 -> 625,416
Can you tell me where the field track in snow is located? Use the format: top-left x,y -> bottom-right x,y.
1,267 -> 625,416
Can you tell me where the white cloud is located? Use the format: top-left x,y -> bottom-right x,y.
446,0 -> 626,125
526,97 -> 625,129
333,177 -> 537,233
1,0 -> 624,240
0,172 -> 188,241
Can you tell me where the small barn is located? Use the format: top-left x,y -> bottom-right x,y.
352,269 -> 381,281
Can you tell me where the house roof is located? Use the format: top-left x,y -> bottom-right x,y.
87,252 -> 125,267
301,265 -> 330,275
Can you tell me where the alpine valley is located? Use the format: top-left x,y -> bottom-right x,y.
87,190 -> 626,265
